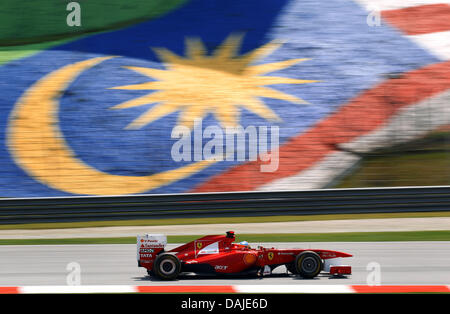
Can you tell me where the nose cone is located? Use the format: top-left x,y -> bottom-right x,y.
329,250 -> 353,258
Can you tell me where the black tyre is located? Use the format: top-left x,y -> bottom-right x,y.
153,253 -> 181,280
286,263 -> 298,274
294,251 -> 323,279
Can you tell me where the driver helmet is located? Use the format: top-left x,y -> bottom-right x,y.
239,241 -> 249,247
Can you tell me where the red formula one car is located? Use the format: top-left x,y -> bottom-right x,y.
137,231 -> 352,280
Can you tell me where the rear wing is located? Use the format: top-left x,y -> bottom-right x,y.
137,234 -> 167,268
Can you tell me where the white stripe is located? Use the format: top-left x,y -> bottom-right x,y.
341,88 -> 450,153
235,285 -> 353,294
258,151 -> 360,191
408,31 -> 450,60
259,87 -> 450,191
19,285 -> 137,294
353,0 -> 450,11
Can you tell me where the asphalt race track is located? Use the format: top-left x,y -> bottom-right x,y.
0,242 -> 449,286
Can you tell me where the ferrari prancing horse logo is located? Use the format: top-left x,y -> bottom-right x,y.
268,252 -> 274,260
196,242 -> 203,249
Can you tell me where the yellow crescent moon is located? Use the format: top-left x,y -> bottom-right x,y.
7,56 -> 215,195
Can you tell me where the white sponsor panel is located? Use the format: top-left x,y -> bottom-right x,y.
137,234 -> 167,261
198,241 -> 219,255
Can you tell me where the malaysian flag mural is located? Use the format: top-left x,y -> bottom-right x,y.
0,0 -> 449,196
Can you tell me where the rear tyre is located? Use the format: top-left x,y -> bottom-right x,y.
294,251 -> 323,279
153,253 -> 181,280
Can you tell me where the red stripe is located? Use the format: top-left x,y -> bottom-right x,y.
136,285 -> 237,293
351,285 -> 450,293
2,285 -> 449,294
436,124 -> 450,132
192,60 -> 450,192
382,4 -> 450,35
0,287 -> 19,294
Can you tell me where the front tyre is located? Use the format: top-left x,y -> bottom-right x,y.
295,251 -> 323,279
153,253 -> 181,280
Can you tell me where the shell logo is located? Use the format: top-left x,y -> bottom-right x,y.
243,253 -> 257,265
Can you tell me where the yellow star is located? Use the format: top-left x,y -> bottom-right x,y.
110,34 -> 318,129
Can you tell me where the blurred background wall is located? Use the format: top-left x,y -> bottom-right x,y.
0,0 -> 449,197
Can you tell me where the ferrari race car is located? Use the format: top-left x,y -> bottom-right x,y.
137,231 -> 352,280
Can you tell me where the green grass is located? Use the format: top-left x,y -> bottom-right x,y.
0,0 -> 187,65
0,0 -> 187,46
1,230 -> 449,245
0,38 -> 74,65
336,130 -> 450,188
1,211 -> 449,230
